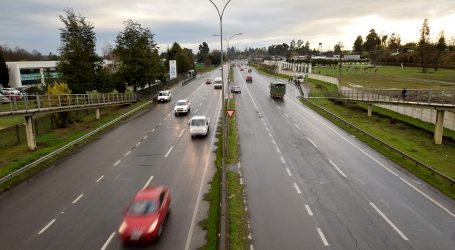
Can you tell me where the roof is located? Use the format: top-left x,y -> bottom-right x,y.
135,186 -> 164,200
190,115 -> 207,120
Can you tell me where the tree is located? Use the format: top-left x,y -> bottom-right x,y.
433,31 -> 446,71
364,29 -> 381,52
353,35 -> 364,52
114,19 -> 162,91
388,33 -> 401,50
334,42 -> 343,53
0,51 -> 9,87
418,19 -> 431,73
197,42 -> 210,63
57,8 -> 100,94
47,83 -> 72,127
167,43 -> 195,76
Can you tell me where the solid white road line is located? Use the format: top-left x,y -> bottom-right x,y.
100,232 -> 116,250
165,146 -> 174,158
399,177 -> 455,217
293,183 -> 302,194
38,219 -> 56,235
281,157 -> 286,164
307,138 -> 318,148
96,175 -> 104,183
72,194 -> 84,204
178,129 -> 186,138
294,124 -> 301,130
317,228 -> 329,246
329,160 -> 347,178
124,151 -> 131,157
305,204 -> 314,216
113,160 -> 121,167
142,176 -> 154,190
184,97 -> 222,250
369,202 -> 409,241
286,167 -> 292,176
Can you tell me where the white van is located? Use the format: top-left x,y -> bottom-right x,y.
214,77 -> 222,89
189,115 -> 210,137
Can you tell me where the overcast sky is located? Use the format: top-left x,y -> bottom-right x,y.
1,0 -> 454,56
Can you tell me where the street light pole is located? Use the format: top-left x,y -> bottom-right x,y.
214,32 -> 242,84
208,1 -> 231,249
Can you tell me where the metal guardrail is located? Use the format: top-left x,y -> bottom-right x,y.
305,98 -> 455,186
0,100 -> 152,186
0,93 -> 137,116
336,88 -> 455,107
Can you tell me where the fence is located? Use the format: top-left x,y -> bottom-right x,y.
0,110 -> 94,148
0,93 -> 136,116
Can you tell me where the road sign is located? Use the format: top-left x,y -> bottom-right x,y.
227,109 -> 235,119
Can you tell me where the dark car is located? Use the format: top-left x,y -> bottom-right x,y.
231,86 -> 241,94
205,79 -> 212,84
119,186 -> 170,244
246,76 -> 253,83
248,69 -> 252,73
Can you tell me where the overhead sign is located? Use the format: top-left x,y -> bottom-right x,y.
227,109 -> 235,119
169,60 -> 177,80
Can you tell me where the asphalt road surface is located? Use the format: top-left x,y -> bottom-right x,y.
233,64 -> 455,250
0,70 -> 225,250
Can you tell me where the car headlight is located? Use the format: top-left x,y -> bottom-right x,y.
118,221 -> 128,234
147,219 -> 159,233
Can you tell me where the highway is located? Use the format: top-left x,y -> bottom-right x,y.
0,71 -> 224,250
233,65 -> 455,250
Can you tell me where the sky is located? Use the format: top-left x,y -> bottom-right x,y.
0,0 -> 454,56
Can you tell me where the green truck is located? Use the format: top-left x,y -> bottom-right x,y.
270,82 -> 286,99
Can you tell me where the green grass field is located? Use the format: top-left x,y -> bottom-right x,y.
314,65 -> 455,89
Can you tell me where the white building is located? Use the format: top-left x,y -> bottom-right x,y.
5,61 -> 58,88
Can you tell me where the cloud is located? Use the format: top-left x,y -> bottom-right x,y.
0,0 -> 454,55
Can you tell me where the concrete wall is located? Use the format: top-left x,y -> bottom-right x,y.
375,104 -> 455,131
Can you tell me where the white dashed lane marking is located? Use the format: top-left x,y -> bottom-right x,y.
293,183 -> 302,194
38,219 -> 56,235
165,146 -> 174,158
72,194 -> 84,204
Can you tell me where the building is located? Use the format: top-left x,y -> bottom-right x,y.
5,61 -> 58,88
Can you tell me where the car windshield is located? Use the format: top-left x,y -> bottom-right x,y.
127,200 -> 158,215
176,101 -> 186,106
191,119 -> 205,126
159,92 -> 168,96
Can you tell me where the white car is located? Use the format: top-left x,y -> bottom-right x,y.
189,115 -> 210,138
174,99 -> 191,116
157,90 -> 171,102
0,93 -> 11,103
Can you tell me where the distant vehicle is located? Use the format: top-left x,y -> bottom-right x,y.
214,77 -> 222,89
1,87 -> 23,100
270,82 -> 286,99
157,91 -> 171,102
293,74 -> 304,84
230,86 -> 241,94
205,79 -> 212,84
0,93 -> 11,103
248,69 -> 252,73
174,99 -> 191,116
189,115 -> 210,138
240,68 -> 244,71
246,76 -> 253,83
118,186 -> 171,244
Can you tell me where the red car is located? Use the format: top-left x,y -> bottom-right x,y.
119,186 -> 171,244
246,76 -> 253,83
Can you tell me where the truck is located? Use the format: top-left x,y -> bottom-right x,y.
214,77 -> 222,89
293,74 -> 304,84
270,82 -> 286,99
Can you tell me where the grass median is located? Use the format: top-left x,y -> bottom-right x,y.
200,94 -> 248,250
0,100 -> 150,192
